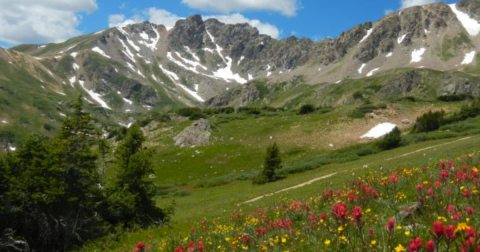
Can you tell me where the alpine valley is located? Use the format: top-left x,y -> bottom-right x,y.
2,0 -> 480,251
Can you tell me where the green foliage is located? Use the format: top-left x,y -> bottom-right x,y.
109,124 -> 167,227
437,94 -> 473,102
411,110 -> 446,133
376,127 -> 402,150
349,103 -> 387,118
176,107 -> 207,120
0,96 -> 106,252
297,104 -> 315,115
254,143 -> 283,184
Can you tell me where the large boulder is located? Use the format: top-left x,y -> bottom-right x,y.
173,119 -> 211,147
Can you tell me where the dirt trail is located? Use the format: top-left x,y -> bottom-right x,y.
239,136 -> 475,205
384,136 -> 472,161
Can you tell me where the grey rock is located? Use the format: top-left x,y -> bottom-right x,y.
173,119 -> 211,147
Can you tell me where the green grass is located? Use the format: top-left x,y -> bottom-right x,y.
80,132 -> 480,251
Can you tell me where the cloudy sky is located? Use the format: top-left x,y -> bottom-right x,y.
0,0 -> 457,47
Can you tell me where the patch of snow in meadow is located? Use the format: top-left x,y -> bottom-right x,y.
361,123 -> 397,139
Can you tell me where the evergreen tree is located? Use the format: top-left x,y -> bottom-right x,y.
48,96 -> 104,251
254,143 -> 282,184
111,124 -> 165,227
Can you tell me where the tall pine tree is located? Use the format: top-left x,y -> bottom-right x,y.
111,124 -> 166,227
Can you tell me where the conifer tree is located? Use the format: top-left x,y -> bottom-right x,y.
112,124 -> 165,226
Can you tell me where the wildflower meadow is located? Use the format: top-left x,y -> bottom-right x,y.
126,152 -> 479,251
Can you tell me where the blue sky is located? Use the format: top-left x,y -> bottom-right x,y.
0,0 -> 458,47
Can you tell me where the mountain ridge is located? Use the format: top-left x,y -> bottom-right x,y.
1,0 -> 480,145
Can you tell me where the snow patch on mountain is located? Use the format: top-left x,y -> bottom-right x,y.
92,47 -> 111,59
358,63 -> 366,74
461,51 -> 476,65
360,28 -> 373,43
179,84 -> 205,102
410,48 -> 426,63
79,80 -> 111,110
449,3 -> 480,37
212,56 -> 248,84
367,68 -> 380,77
398,34 -> 407,44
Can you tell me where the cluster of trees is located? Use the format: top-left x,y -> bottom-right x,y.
0,97 -> 170,252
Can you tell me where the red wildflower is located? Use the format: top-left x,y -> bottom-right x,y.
447,205 -> 455,213
389,173 -> 398,184
463,189 -> 470,197
197,241 -> 205,252
445,225 -> 456,242
427,188 -> 435,199
352,206 -> 363,221
133,242 -> 145,252
386,218 -> 395,233
368,227 -> 374,236
416,184 -> 424,191
440,170 -> 449,180
452,212 -> 462,221
174,246 -> 185,252
256,228 -> 266,235
432,221 -> 444,239
466,207 -> 475,215
407,237 -> 423,252
426,240 -> 435,252
331,202 -> 348,219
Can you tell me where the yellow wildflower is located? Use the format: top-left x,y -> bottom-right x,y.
395,244 -> 406,252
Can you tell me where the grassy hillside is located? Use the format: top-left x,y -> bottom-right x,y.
79,97 -> 480,251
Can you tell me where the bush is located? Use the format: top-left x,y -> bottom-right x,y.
376,127 -> 402,150
411,110 -> 446,133
298,104 -> 315,115
177,107 -> 207,120
437,94 -> 473,102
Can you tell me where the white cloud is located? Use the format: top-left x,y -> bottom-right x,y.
108,14 -> 143,27
205,13 -> 279,38
148,8 -> 184,29
400,0 -> 437,9
110,9 -> 280,38
181,0 -> 299,16
0,0 -> 98,45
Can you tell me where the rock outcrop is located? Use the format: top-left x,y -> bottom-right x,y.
173,119 -> 211,147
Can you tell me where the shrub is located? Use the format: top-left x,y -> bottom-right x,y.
437,94 -> 473,102
411,110 -> 446,133
376,127 -> 402,150
298,104 -> 315,115
177,107 -> 207,120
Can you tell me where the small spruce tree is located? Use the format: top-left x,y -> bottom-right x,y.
254,143 -> 282,184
